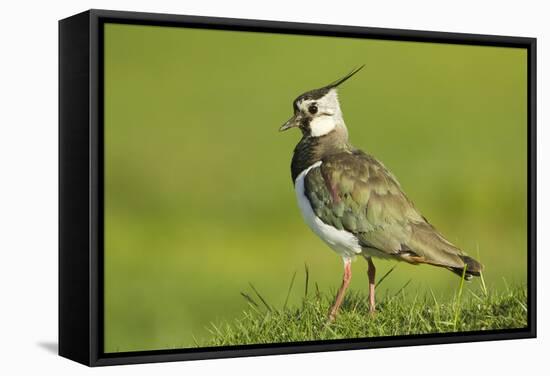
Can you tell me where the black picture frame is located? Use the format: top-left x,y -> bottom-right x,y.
59,9 -> 537,367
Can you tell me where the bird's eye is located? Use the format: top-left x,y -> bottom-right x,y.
308,104 -> 318,114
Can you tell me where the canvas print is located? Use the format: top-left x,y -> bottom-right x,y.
103,23 -> 528,353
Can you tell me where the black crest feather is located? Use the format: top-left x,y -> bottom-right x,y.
326,65 -> 365,89
293,65 -> 365,105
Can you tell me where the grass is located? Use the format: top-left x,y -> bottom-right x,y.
201,269 -> 527,347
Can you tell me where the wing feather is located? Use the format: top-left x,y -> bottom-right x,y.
303,150 -> 482,276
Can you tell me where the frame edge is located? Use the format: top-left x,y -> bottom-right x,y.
59,8 -> 537,367
59,10 -> 93,366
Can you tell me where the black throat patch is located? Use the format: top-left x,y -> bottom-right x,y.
290,131 -> 352,183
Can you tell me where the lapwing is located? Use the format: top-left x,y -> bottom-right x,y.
280,66 -> 483,321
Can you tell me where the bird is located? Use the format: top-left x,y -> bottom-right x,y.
279,66 -> 483,322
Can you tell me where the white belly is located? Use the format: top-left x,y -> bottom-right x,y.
294,161 -> 362,260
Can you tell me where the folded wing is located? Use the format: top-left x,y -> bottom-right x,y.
303,149 -> 482,278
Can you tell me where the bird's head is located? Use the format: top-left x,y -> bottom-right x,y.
279,65 -> 364,138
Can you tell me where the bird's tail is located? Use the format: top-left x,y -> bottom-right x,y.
446,255 -> 483,281
405,222 -> 484,281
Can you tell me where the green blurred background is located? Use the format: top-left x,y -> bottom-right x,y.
103,23 -> 527,352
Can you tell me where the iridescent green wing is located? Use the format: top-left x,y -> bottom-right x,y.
304,150 -> 481,276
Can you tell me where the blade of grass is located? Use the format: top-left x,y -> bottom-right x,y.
394,278 -> 412,297
479,270 -> 488,297
240,292 -> 258,308
502,277 -> 510,293
453,265 -> 467,331
283,271 -> 297,310
315,282 -> 321,301
249,283 -> 272,312
429,288 -> 441,332
515,297 -> 527,312
407,293 -> 419,334
376,264 -> 397,289
304,263 -> 310,298
476,242 -> 488,297
468,289 -> 484,303
191,334 -> 200,347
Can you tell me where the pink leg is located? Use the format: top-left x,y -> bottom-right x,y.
328,258 -> 352,322
367,257 -> 376,313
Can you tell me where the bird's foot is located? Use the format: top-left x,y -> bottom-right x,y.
368,290 -> 376,316
327,310 -> 337,323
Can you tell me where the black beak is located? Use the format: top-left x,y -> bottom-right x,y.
279,114 -> 301,132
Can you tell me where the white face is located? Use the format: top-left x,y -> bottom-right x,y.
297,89 -> 344,137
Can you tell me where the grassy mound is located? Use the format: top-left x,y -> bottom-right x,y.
202,272 -> 527,346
